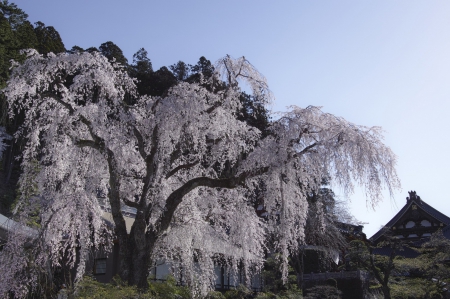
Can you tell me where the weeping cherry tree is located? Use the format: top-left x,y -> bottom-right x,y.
0,50 -> 400,297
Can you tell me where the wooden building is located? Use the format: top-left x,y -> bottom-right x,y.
370,191 -> 450,245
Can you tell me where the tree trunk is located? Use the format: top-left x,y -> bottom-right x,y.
381,284 -> 391,299
116,214 -> 157,291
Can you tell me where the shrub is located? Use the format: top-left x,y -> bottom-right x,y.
303,285 -> 341,299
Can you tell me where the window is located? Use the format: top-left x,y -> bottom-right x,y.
94,258 -> 107,275
420,220 -> 431,227
405,221 -> 415,228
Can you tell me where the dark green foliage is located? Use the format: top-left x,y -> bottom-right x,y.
170,60 -> 192,81
76,275 -> 191,299
392,230 -> 450,298
14,20 -> 37,51
190,56 -> 214,80
146,66 -> 177,97
0,0 -> 28,29
223,284 -> 253,299
346,236 -> 414,299
131,48 -> 153,75
389,277 -> 443,299
0,15 -> 14,88
99,41 -> 128,66
0,1 -> 37,87
186,56 -> 219,92
85,46 -> 99,53
418,230 -> 450,285
298,248 -> 330,274
67,45 -> 85,54
238,92 -> 271,137
34,21 -> 65,55
262,255 -> 301,295
129,48 -> 154,96
205,291 -> 226,299
75,276 -> 304,299
303,285 -> 341,299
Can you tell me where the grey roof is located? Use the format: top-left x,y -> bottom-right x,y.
0,213 -> 38,241
370,195 -> 450,243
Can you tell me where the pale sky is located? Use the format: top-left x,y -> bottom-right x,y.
12,0 -> 450,238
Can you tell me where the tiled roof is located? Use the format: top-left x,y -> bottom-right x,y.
370,195 -> 450,243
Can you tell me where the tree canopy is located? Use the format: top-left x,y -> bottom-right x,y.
0,50 -> 400,297
99,41 -> 128,66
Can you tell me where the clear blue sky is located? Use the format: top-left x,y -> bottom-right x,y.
12,0 -> 450,238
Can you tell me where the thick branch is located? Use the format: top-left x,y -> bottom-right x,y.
106,148 -> 128,240
122,198 -> 139,209
139,125 -> 159,210
165,160 -> 199,179
79,115 -> 102,145
295,142 -> 318,157
75,139 -> 100,149
157,166 -> 269,234
133,126 -> 147,160
40,92 -> 75,115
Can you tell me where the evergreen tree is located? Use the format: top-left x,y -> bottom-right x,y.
0,15 -> 14,88
238,92 -> 271,136
0,1 -> 37,87
85,46 -> 99,53
14,20 -> 37,50
0,0 -> 27,30
191,56 -> 214,79
147,66 -> 177,96
130,47 -> 152,75
99,41 -> 128,66
169,60 -> 191,81
34,21 -> 65,55
67,45 -> 84,54
129,48 -> 153,96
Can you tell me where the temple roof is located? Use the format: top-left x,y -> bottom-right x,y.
370,191 -> 450,243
